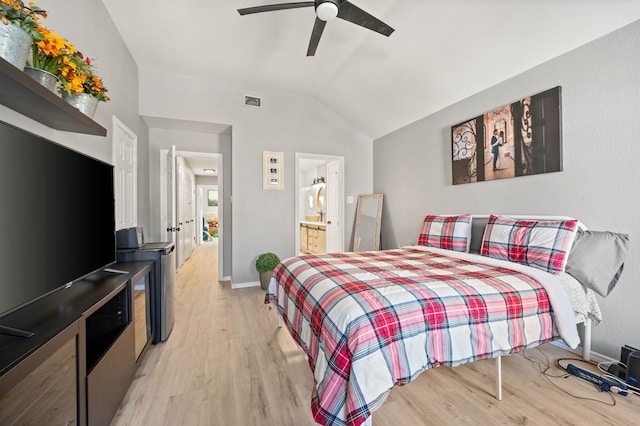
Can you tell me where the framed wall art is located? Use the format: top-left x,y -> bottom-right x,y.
263,151 -> 284,190
451,86 -> 562,185
207,190 -> 218,206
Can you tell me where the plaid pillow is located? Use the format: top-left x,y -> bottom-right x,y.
481,215 -> 579,274
417,214 -> 472,252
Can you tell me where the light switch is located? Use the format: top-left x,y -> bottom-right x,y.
346,196 -> 354,204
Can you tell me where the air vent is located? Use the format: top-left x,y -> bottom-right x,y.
244,95 -> 262,108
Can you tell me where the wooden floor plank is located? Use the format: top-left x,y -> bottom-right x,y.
112,243 -> 638,425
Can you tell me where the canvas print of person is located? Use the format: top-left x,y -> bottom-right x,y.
451,86 -> 562,185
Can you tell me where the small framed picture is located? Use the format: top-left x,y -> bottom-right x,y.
263,151 -> 284,190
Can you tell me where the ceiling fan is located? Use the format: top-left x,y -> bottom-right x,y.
237,0 -> 394,56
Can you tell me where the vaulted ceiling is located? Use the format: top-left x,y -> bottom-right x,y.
102,0 -> 640,139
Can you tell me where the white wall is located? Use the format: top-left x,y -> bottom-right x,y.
196,176 -> 219,186
139,69 -> 373,284
373,20 -> 640,358
0,0 -> 150,233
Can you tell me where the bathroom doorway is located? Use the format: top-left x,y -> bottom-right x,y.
295,153 -> 345,254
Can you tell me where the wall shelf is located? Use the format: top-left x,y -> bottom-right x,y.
0,58 -> 107,136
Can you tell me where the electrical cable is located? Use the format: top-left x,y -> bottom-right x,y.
597,361 -> 640,396
521,348 -> 616,406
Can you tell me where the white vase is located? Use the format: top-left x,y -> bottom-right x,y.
62,92 -> 99,119
0,23 -> 32,70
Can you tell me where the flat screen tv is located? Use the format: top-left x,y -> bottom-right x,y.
0,120 -> 115,336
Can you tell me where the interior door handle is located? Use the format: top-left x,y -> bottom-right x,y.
327,221 -> 332,224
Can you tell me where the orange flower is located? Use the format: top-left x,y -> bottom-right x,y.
29,26 -> 75,74
1,1 -> 47,40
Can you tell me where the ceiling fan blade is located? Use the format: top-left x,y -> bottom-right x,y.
307,17 -> 327,56
337,1 -> 394,36
238,2 -> 314,16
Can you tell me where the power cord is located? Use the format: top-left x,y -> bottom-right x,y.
597,361 -> 640,397
521,347 -> 616,406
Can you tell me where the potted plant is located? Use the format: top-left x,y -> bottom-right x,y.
256,252 -> 280,290
58,51 -> 109,117
0,0 -> 46,69
24,26 -> 75,92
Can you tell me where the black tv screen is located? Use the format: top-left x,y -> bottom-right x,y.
0,120 -> 115,319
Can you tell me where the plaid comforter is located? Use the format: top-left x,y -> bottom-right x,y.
265,247 -> 577,426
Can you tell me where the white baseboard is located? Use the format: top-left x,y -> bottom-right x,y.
231,281 -> 260,290
219,275 -> 231,282
550,341 -> 617,364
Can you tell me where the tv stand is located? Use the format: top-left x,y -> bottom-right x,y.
0,262 -> 151,426
0,325 -> 33,338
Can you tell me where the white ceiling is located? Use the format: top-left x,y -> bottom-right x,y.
184,156 -> 219,177
102,1 -> 640,139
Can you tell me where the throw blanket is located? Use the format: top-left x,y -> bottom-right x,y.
265,247 -> 579,426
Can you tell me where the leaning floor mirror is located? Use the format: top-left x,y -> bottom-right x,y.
353,194 -> 384,251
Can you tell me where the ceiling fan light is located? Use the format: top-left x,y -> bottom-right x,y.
316,2 -> 338,21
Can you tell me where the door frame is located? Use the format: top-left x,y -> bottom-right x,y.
112,116 -> 138,230
160,150 -> 224,280
295,153 -> 345,254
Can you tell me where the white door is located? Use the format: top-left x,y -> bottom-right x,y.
112,117 -> 137,230
176,158 -> 197,268
190,179 -> 196,251
176,157 -> 186,267
326,160 -> 342,252
161,145 -> 177,246
183,169 -> 195,259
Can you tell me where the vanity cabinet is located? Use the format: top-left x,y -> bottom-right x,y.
300,223 -> 326,254
300,224 -> 309,252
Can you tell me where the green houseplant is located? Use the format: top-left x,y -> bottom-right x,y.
256,252 -> 280,290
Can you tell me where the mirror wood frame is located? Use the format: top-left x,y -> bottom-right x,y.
353,194 -> 383,251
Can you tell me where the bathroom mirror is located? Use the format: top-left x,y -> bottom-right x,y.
316,185 -> 326,212
353,194 -> 383,251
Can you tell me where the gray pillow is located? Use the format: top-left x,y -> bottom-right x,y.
469,217 -> 489,254
565,229 -> 629,297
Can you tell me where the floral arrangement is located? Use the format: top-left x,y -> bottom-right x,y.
0,0 -> 46,39
28,26 -> 74,74
58,51 -> 109,102
27,24 -> 110,102
2,1 -> 110,103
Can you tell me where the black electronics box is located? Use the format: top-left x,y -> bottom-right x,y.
626,350 -> 640,387
116,227 -> 144,249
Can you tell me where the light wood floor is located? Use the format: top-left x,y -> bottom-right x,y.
112,243 -> 638,425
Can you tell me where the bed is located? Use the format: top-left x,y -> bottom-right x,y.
266,215 -> 614,426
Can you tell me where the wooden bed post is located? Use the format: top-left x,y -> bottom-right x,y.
496,356 -> 503,401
